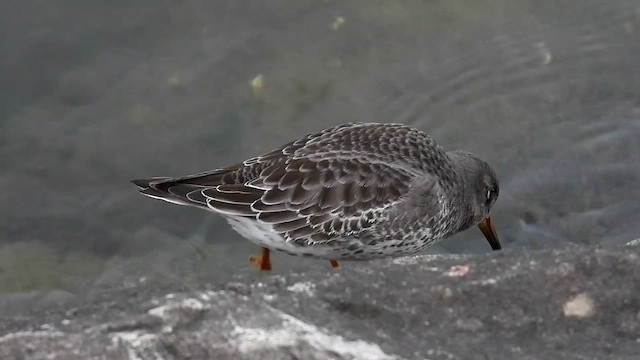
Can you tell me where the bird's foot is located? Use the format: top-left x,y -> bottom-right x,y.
249,247 -> 272,271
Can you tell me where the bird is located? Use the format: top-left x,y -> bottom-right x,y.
132,123 -> 501,270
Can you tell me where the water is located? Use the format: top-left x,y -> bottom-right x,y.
0,0 -> 639,297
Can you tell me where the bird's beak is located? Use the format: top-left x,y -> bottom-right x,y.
478,214 -> 501,251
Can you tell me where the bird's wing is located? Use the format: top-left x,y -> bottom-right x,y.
202,156 -> 416,245
133,123 -> 449,245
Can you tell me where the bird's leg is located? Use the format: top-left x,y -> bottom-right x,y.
249,247 -> 272,271
329,259 -> 340,268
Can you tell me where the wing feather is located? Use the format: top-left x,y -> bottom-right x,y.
133,123 -> 451,245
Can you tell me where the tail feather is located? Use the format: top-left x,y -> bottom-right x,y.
131,177 -> 209,210
139,187 -> 193,206
131,177 -> 171,189
131,166 -> 259,213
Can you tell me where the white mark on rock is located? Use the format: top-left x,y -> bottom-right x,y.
392,256 -> 421,265
0,330 -> 64,344
470,262 -> 522,286
421,266 -> 441,272
443,265 -> 470,277
479,278 -> 498,285
625,238 -> 640,247
111,331 -> 162,360
231,310 -> 399,360
392,254 -> 466,266
287,281 -> 316,296
147,298 -> 208,320
39,323 -> 55,331
563,293 -> 595,318
111,296 -> 211,360
147,297 -> 210,334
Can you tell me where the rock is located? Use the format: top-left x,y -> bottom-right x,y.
0,290 -> 76,317
1,245 -> 639,360
626,239 -> 640,247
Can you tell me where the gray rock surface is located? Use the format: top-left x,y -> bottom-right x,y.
1,245 -> 638,360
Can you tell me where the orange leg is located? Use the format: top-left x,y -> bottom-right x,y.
329,259 -> 340,268
249,247 -> 272,271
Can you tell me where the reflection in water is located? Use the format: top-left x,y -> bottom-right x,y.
0,0 -> 639,295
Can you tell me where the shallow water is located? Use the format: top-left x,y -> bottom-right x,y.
0,0 -> 639,295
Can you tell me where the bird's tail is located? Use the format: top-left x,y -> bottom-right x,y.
131,177 -> 209,209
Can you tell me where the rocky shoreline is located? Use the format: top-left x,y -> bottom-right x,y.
1,244 -> 638,360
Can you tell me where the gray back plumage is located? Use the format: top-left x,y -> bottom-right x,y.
133,123 -> 457,246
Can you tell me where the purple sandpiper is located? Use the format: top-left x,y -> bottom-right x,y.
132,123 -> 501,270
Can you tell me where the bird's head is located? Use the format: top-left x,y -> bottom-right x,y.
449,151 -> 501,251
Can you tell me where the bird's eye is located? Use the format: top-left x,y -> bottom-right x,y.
486,187 -> 496,202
